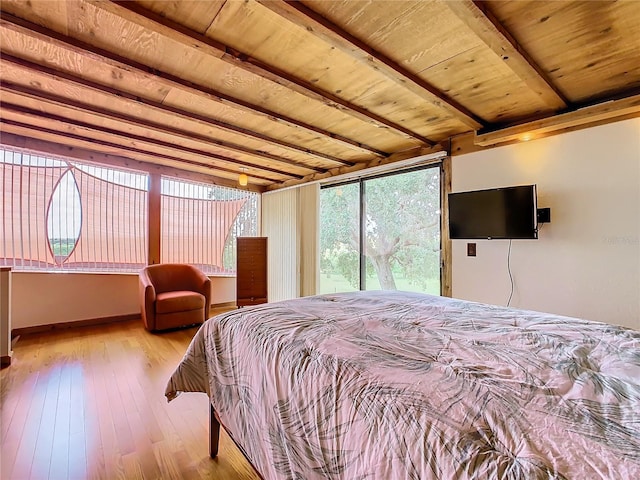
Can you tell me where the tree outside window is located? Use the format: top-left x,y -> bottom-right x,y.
320,166 -> 440,295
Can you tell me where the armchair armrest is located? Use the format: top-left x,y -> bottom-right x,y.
192,269 -> 211,320
139,269 -> 157,330
192,268 -> 210,292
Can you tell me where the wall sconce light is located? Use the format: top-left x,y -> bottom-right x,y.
238,168 -> 248,186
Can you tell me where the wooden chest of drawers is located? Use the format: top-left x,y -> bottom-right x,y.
236,237 -> 267,307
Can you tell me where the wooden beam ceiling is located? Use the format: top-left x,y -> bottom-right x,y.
0,114 -> 283,184
475,93 -> 640,146
0,101 -> 304,181
257,0 -> 485,131
0,81 -> 324,175
268,144 -> 445,191
0,131 -> 263,191
87,0 -> 437,146
0,53 -> 350,171
0,12 -> 379,161
444,0 -> 569,111
0,0 -> 638,189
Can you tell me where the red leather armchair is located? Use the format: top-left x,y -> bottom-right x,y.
139,263 -> 211,332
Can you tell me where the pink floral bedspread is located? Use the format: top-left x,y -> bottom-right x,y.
166,291 -> 640,479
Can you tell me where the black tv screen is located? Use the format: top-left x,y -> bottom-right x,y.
448,185 -> 538,239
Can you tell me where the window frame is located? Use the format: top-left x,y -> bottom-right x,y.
319,160 -> 449,296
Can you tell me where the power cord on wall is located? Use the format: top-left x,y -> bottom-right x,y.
506,239 -> 514,307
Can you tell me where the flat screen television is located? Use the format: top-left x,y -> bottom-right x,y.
448,185 -> 538,239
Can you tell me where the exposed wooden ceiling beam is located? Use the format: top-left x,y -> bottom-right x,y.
475,93 -> 640,146
0,116 -> 282,185
87,0 -> 436,146
258,0 -> 484,131
0,131 -> 265,191
0,102 -> 296,181
0,12 -> 376,160
268,145 -> 445,191
444,0 -> 569,111
0,53 -> 350,170
0,81 -> 324,175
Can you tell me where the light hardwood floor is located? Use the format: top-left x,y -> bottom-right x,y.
0,317 -> 261,480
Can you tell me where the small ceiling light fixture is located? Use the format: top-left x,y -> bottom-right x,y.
238,168 -> 248,187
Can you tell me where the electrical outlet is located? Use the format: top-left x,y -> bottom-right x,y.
467,243 -> 476,257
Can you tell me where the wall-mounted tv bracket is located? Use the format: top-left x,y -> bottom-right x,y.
537,208 -> 551,224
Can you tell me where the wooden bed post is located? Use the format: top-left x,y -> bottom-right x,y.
210,403 -> 220,458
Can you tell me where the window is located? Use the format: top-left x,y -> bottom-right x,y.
1,147 -> 148,272
161,177 -> 259,274
319,182 -> 360,293
320,165 -> 441,294
1,147 -> 261,274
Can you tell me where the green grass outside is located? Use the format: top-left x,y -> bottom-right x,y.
50,238 -> 76,256
319,273 -> 440,295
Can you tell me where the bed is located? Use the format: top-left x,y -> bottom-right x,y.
165,290 -> 640,479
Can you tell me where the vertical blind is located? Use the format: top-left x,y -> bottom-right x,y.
1,151 -> 67,268
161,177 -> 259,274
2,147 -> 260,274
1,148 -> 148,271
67,165 -> 148,270
262,188 -> 299,301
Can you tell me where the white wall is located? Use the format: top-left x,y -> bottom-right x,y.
452,118 -> 640,330
11,272 -> 236,329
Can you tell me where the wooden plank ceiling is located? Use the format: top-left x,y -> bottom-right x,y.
1,0 -> 639,192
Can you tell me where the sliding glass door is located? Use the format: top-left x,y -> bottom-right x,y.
319,182 -> 360,293
320,165 -> 441,295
